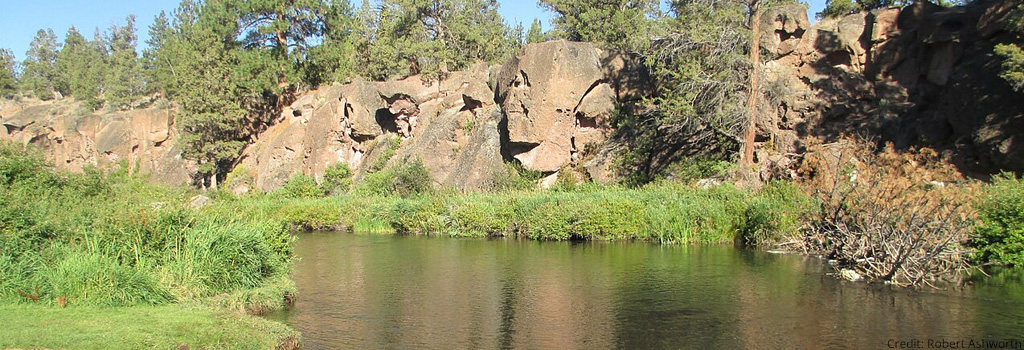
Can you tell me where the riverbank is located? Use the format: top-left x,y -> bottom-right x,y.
3,141 -> 1023,348
206,181 -> 814,245
0,304 -> 299,349
1,144 -> 298,348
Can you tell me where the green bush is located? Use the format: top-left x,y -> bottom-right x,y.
0,144 -> 295,309
321,162 -> 353,195
356,158 -> 433,198
972,175 -> 1024,266
490,161 -> 542,191
281,200 -> 344,231
278,174 -> 324,198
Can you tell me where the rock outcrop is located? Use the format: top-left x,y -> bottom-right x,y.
0,99 -> 195,185
760,0 -> 1024,176
494,41 -> 620,173
6,0 -> 1022,191
240,41 -> 642,191
239,64 -> 508,191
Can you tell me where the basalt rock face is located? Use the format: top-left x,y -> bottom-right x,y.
241,41 -> 644,192
0,100 -> 194,185
494,41 -> 622,174
761,0 -> 1024,177
239,63 -> 509,191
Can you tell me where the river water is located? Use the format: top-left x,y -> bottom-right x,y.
266,232 -> 1024,349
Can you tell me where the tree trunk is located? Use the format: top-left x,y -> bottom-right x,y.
741,0 -> 763,166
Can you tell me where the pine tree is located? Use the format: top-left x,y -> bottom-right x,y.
538,0 -> 657,51
0,49 -> 17,99
143,11 -> 173,95
21,29 -> 60,100
356,0 -> 517,80
55,27 -> 106,109
304,0 -> 358,85
104,15 -> 145,110
526,18 -> 545,44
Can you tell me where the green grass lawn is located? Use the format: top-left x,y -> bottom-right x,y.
0,304 -> 298,349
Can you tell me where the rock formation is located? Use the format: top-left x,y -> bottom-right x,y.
238,41 -> 641,192
4,0 -> 1022,190
0,100 -> 195,185
760,0 -> 1024,177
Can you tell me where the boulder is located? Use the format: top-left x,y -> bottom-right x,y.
494,40 -> 618,173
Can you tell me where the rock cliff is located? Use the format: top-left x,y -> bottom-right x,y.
237,40 -> 639,191
3,0 -> 1021,189
0,100 -> 194,185
760,0 -> 1024,177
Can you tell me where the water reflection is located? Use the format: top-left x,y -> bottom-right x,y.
266,233 -> 1024,349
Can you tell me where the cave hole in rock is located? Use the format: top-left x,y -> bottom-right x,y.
777,28 -> 805,42
575,112 -> 598,129
292,109 -> 302,117
508,141 -> 540,158
375,108 -> 399,134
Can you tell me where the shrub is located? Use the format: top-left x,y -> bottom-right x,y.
278,174 -> 324,198
971,175 -> 1024,266
356,158 -> 432,198
489,161 -> 542,192
321,162 -> 353,195
739,182 -> 815,246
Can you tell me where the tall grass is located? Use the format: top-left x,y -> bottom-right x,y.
217,180 -> 814,246
0,143 -> 294,309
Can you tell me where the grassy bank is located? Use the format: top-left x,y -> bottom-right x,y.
205,180 -> 816,246
0,304 -> 298,349
0,144 -> 297,348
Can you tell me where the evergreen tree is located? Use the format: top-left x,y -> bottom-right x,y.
104,15 -> 145,110
539,0 -> 657,51
55,27 -> 106,109
356,0 -> 518,80
143,11 -> 173,95
21,29 -> 60,100
995,4 -> 1024,92
0,49 -> 17,99
304,0 -> 358,85
525,18 -> 545,44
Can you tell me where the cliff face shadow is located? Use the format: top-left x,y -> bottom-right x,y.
794,0 -> 1024,176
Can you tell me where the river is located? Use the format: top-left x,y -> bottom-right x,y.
266,232 -> 1024,349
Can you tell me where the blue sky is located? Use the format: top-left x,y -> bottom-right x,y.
0,0 -> 827,61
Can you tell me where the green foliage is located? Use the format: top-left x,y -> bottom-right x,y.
539,0 -> 657,50
525,18 -> 546,44
996,43 -> 1024,92
321,162 -> 353,195
103,15 -> 145,110
55,27 -> 106,110
280,200 -> 344,230
354,0 -> 519,80
667,157 -> 735,183
490,161 -> 542,191
971,175 -> 1024,266
0,49 -> 17,99
357,158 -> 433,197
995,4 -> 1024,92
0,143 -> 293,308
279,174 -> 325,198
40,248 -> 173,306
20,29 -> 60,100
740,182 -> 815,246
